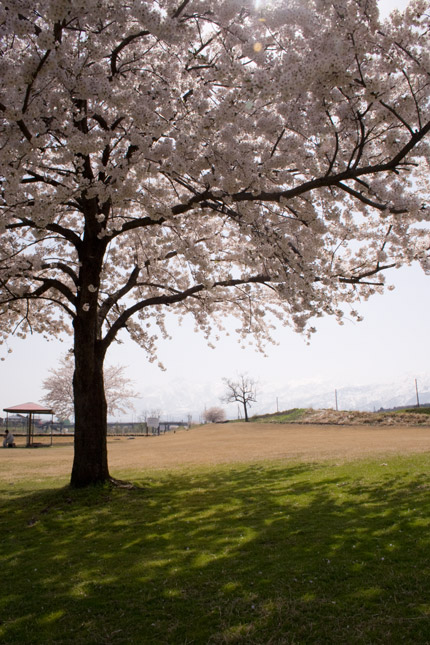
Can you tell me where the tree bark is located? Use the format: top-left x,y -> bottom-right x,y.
70,315 -> 109,487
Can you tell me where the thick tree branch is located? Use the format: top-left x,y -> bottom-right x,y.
0,282 -> 76,319
22,49 -> 52,114
336,182 -> 407,213
338,262 -> 397,284
172,0 -> 192,19
98,265 -> 140,325
101,274 -> 272,351
5,218 -> 82,249
155,122 -> 430,220
111,30 -> 150,76
32,277 -> 78,308
41,261 -> 80,287
234,121 -> 430,204
22,170 -> 62,188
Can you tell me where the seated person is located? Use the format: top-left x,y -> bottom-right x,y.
3,429 -> 15,448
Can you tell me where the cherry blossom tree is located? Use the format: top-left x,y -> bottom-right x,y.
42,354 -> 138,420
203,406 -> 226,423
0,0 -> 429,486
223,375 -> 257,422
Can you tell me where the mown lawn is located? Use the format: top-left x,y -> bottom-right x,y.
1,454 -> 430,644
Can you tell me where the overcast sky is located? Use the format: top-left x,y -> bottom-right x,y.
1,0 -> 428,422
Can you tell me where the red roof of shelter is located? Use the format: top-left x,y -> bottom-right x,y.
3,402 -> 53,414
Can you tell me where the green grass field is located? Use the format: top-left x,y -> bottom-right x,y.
1,454 -> 430,644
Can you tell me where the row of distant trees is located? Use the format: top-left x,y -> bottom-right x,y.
43,355 -> 255,424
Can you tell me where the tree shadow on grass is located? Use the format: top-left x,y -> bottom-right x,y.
1,460 -> 430,644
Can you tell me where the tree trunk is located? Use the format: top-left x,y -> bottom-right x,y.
243,401 -> 249,422
70,316 -> 109,487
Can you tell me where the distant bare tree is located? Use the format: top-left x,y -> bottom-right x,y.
223,375 -> 257,422
204,406 -> 226,424
141,409 -> 162,422
43,355 -> 138,420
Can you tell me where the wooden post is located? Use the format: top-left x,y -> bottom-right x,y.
26,412 -> 32,447
415,379 -> 420,408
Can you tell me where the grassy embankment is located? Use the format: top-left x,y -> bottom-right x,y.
1,453 -> 430,644
250,407 -> 430,424
249,408 -> 307,423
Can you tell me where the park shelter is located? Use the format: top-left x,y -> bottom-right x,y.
3,402 -> 53,447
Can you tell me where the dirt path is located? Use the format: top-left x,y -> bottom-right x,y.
1,423 -> 430,483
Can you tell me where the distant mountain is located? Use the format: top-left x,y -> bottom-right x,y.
254,374 -> 430,416
113,373 -> 430,423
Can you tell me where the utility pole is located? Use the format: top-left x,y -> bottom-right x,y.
415,379 -> 420,408
276,397 -> 279,413
335,389 -> 338,411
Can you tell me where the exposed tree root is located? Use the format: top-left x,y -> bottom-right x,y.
109,476 -> 136,489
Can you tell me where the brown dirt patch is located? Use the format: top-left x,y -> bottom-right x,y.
1,422 -> 430,483
293,408 -> 430,425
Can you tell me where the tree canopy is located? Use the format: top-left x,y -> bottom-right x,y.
204,406 -> 226,424
0,0 -> 429,485
42,355 -> 138,420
